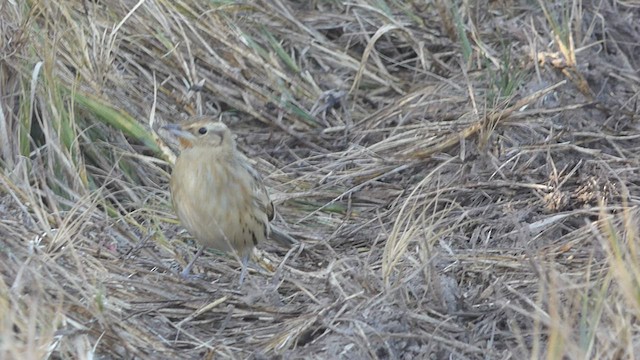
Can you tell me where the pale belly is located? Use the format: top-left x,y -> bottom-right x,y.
170,151 -> 267,256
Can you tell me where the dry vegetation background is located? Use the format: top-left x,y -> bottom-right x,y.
1,0 -> 640,359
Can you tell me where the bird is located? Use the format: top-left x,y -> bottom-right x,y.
162,116 -> 295,284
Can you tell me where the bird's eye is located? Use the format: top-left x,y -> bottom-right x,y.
198,127 -> 207,135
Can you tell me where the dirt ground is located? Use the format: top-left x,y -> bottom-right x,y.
1,1 -> 640,359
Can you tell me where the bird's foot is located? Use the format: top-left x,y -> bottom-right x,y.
180,268 -> 205,281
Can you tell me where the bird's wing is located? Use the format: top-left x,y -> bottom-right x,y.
240,155 -> 297,247
241,156 -> 275,221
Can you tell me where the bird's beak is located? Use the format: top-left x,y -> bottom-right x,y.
162,123 -> 196,148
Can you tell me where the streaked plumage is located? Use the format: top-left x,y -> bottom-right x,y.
163,116 -> 294,283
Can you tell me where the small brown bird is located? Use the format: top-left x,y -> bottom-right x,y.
162,116 -> 295,283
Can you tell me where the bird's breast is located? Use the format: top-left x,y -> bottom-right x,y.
170,148 -> 267,255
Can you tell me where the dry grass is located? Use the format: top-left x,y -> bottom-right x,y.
1,0 -> 640,358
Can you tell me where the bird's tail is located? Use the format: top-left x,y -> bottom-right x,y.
269,226 -> 298,247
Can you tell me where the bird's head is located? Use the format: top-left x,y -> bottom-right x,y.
162,117 -> 234,151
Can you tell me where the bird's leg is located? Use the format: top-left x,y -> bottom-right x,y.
238,253 -> 250,286
181,245 -> 205,278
